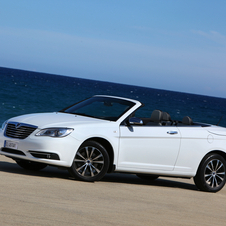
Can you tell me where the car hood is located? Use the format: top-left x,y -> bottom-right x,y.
207,126 -> 226,136
8,112 -> 110,128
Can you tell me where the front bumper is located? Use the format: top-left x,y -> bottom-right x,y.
0,129 -> 80,167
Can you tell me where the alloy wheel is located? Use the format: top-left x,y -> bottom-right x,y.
204,159 -> 225,188
74,146 -> 104,178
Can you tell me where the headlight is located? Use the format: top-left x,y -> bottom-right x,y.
35,128 -> 74,137
1,120 -> 8,130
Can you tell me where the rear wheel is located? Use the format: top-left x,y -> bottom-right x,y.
136,174 -> 159,181
69,141 -> 110,182
194,154 -> 226,192
16,159 -> 47,171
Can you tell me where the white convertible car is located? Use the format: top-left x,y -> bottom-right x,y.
1,95 -> 226,192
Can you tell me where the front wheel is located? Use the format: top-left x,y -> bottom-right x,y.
194,154 -> 226,192
69,141 -> 110,182
16,159 -> 47,171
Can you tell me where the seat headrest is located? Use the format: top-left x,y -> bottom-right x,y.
182,116 -> 193,125
150,110 -> 163,122
162,112 -> 171,121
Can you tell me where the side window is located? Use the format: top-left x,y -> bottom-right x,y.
133,105 -> 152,118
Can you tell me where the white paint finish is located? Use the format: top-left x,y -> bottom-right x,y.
1,95 -> 226,180
118,125 -> 181,171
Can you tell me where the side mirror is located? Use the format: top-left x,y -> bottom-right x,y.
129,117 -> 143,126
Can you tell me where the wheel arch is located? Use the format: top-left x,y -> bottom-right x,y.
81,137 -> 115,173
196,150 -> 226,175
194,150 -> 226,192
207,150 -> 226,160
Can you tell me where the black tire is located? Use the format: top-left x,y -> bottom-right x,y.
194,154 -> 226,192
136,174 -> 159,181
69,141 -> 110,182
16,159 -> 47,171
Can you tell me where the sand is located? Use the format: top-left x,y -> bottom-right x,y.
1,155 -> 226,226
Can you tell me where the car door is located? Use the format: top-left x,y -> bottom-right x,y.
118,124 -> 181,171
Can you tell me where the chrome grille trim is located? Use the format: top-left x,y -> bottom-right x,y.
5,122 -> 38,139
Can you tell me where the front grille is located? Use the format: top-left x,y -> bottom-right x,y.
5,122 -> 38,139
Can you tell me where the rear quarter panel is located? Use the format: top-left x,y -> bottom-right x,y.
175,126 -> 226,176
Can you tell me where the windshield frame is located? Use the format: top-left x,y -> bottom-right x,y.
59,96 -> 136,122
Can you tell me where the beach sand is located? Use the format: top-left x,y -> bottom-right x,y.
0,155 -> 226,226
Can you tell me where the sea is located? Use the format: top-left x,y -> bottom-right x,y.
1,66 -> 226,127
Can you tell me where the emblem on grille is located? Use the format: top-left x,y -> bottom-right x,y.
15,123 -> 21,129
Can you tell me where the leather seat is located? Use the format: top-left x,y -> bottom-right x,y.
182,116 -> 193,125
147,110 -> 163,125
162,112 -> 171,125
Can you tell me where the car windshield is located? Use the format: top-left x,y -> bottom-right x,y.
60,96 -> 136,121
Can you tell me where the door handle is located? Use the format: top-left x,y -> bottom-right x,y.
167,131 -> 178,135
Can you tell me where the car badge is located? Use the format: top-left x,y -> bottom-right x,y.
15,123 -> 21,129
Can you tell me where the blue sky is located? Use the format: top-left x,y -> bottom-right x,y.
0,0 -> 226,98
